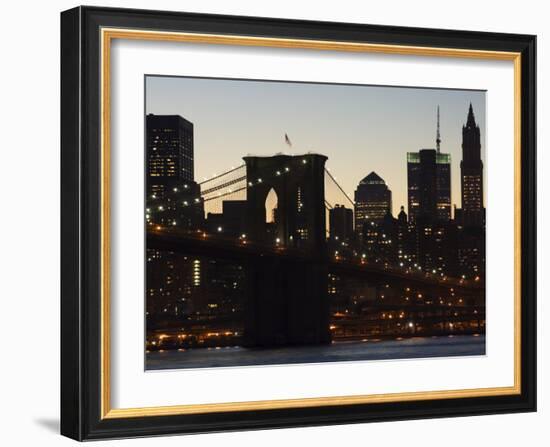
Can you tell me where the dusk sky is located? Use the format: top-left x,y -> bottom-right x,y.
145,76 -> 486,216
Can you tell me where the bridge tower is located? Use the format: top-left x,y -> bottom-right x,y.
243,153 -> 327,250
242,154 -> 331,347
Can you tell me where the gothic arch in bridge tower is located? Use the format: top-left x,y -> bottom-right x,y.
243,153 -> 328,252
264,187 -> 278,223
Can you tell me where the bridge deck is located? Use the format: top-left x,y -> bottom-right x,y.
147,228 -> 483,292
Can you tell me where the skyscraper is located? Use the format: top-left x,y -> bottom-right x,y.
407,109 -> 451,224
146,114 -> 194,199
407,150 -> 451,224
354,172 -> 392,233
145,114 -> 203,229
460,104 -> 484,227
406,109 -> 455,274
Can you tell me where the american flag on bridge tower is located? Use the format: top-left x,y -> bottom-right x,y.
284,133 -> 292,147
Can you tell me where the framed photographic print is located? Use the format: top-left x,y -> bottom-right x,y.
60,6 -> 536,441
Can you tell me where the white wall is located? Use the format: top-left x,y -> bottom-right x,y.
0,0 -> 545,445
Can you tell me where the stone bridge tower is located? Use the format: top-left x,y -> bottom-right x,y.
242,154 -> 331,347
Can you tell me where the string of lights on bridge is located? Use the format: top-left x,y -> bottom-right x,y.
148,157 -> 355,209
146,159 -> 480,285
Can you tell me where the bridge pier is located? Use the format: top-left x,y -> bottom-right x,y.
243,256 -> 331,347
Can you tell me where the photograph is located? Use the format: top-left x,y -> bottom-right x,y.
144,76 -> 487,370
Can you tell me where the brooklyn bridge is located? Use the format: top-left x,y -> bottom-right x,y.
146,153 -> 485,349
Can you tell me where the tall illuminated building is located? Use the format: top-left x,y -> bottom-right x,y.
407,108 -> 451,224
146,114 -> 194,199
406,109 -> 455,274
407,150 -> 451,224
354,172 -> 392,233
460,103 -> 484,227
145,114 -> 203,230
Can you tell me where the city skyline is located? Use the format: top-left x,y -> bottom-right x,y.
144,77 -> 486,368
145,75 -> 486,216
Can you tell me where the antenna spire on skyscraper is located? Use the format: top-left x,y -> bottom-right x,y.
436,105 -> 441,153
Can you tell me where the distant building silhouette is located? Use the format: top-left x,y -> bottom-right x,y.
407,149 -> 456,275
457,226 -> 485,277
329,204 -> 354,242
206,200 -> 247,237
146,114 -> 195,198
452,104 -> 486,278
407,150 -> 451,224
417,221 -> 459,276
396,206 -> 414,265
146,114 -> 204,229
354,172 -> 392,233
460,104 -> 484,227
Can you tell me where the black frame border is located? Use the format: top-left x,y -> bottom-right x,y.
61,6 -> 536,441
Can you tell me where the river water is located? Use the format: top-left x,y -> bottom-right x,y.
146,334 -> 485,370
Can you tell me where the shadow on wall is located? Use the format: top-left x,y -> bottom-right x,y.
34,418 -> 59,433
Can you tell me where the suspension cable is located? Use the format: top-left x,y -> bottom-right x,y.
199,164 -> 246,185
324,168 -> 355,207
203,185 -> 248,202
201,175 -> 247,195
